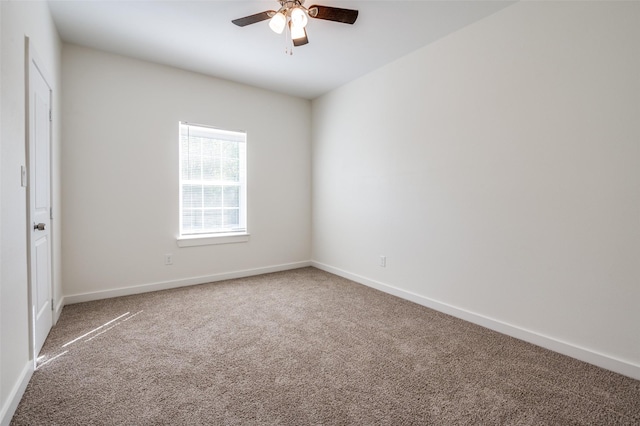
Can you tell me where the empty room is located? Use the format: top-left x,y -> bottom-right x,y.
1,0 -> 639,424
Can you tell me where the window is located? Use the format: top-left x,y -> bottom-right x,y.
179,122 -> 247,242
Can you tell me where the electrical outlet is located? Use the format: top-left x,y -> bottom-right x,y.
380,255 -> 386,267
165,254 -> 173,265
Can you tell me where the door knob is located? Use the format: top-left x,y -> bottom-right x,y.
34,223 -> 46,231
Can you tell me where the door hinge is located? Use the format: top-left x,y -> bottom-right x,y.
51,299 -> 54,310
50,207 -> 53,220
49,109 -> 52,122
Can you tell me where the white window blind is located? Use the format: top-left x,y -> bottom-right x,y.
179,122 -> 247,236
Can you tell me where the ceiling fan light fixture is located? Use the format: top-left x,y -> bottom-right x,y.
269,11 -> 287,34
232,2 -> 359,53
290,7 -> 308,28
290,21 -> 306,40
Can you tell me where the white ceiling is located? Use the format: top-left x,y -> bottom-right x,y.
47,0 -> 515,99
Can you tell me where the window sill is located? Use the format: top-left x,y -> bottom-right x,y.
176,233 -> 250,247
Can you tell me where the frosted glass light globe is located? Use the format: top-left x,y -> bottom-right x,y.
290,22 -> 306,40
290,7 -> 308,28
269,12 -> 287,34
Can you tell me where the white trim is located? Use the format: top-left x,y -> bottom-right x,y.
176,232 -> 250,247
0,362 -> 34,426
54,297 -> 64,324
311,261 -> 640,381
63,261 -> 312,305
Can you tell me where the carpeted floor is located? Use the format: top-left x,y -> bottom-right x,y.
11,267 -> 640,425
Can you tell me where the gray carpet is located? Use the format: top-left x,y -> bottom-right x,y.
11,267 -> 640,425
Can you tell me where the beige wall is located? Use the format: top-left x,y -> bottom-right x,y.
61,45 -> 311,300
1,1 -> 62,423
312,1 -> 640,379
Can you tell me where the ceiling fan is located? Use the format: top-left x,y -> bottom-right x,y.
232,0 -> 358,52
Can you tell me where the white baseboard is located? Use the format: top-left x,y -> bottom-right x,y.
63,261 -> 312,306
0,362 -> 34,426
311,261 -> 640,381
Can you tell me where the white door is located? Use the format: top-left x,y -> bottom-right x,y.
28,41 -> 53,357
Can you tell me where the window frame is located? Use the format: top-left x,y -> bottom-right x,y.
177,122 -> 249,247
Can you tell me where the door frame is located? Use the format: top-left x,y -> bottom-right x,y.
25,36 -> 55,365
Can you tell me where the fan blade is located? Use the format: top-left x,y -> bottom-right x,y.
232,10 -> 275,27
308,5 -> 358,24
293,28 -> 309,47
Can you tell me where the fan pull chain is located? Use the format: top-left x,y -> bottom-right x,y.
284,20 -> 293,55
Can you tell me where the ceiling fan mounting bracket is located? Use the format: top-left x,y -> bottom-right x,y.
275,1 -> 313,16
278,0 -> 305,8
